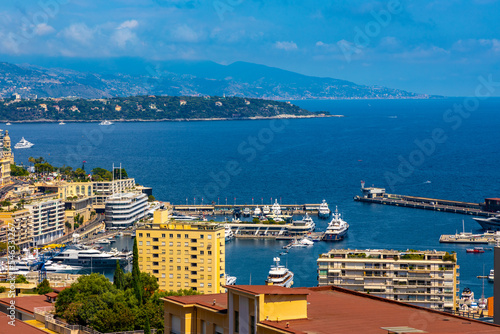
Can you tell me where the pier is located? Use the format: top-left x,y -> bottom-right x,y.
354,186 -> 496,218
439,231 -> 500,244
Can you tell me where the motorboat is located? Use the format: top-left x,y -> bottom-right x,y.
466,247 -> 485,253
43,261 -> 81,273
461,287 -> 475,303
59,121 -> 66,125
51,247 -> 128,269
262,205 -> 270,215
488,269 -> 494,282
318,199 -> 330,219
5,122 -> 11,125
265,257 -> 294,288
99,120 -> 113,125
323,206 -> 349,241
271,200 -> 282,215
14,137 -> 34,149
170,214 -> 198,221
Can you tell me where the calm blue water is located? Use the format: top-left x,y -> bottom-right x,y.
8,98 -> 500,297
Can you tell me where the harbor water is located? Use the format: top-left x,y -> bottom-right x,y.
9,98 -> 500,298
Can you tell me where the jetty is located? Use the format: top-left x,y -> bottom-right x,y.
439,231 -> 500,244
354,185 -> 497,218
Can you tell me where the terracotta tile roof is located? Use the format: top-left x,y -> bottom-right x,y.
0,295 -> 53,315
162,293 -> 228,312
260,286 -> 500,334
227,285 -> 310,296
44,292 -> 58,298
0,313 -> 47,334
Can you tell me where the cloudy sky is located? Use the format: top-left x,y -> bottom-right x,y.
1,0 -> 499,96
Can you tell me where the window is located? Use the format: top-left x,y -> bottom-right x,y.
153,254 -> 159,258
208,235 -> 212,240
185,274 -> 189,279
208,251 -> 212,255
169,242 -> 173,246
200,235 -> 204,239
185,266 -> 189,271
139,241 -> 143,246
200,251 -> 204,255
234,311 -> 239,333
177,266 -> 181,270
177,242 -> 181,247
250,316 -> 255,334
177,234 -> 181,238
177,250 -> 181,255
153,245 -> 159,250
162,273 -> 166,278
153,238 -> 158,242
153,270 -> 158,274
169,234 -> 173,238
185,234 -> 189,238
153,262 -> 159,266
169,274 -> 173,278
162,242 -> 166,246
191,239 -> 197,243
146,241 -> 150,246
185,242 -> 189,247
147,233 -> 150,237
169,250 -> 173,255
139,233 -> 143,237
162,234 -> 165,238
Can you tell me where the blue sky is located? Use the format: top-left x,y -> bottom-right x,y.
1,0 -> 500,96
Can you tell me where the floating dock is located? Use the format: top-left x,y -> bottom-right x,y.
439,231 -> 500,244
354,186 -> 496,218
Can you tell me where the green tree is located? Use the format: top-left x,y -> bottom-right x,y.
132,238 -> 143,304
15,275 -> 29,284
10,164 -> 29,176
113,168 -> 128,180
144,316 -> 151,334
113,260 -> 125,290
36,279 -> 52,294
148,195 -> 155,202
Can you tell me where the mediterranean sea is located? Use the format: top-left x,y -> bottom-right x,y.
9,98 -> 500,298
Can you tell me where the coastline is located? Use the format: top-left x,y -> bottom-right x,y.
1,114 -> 344,124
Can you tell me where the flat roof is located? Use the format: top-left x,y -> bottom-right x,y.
260,286 -> 500,334
0,295 -> 53,315
0,313 -> 47,334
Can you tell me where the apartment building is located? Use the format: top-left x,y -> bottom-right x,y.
0,209 -> 32,249
25,199 -> 65,246
105,192 -> 148,227
93,178 -> 136,204
136,210 -> 225,294
0,129 -> 13,186
317,248 -> 458,311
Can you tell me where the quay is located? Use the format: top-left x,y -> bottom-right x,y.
172,203 -> 325,215
354,185 -> 497,218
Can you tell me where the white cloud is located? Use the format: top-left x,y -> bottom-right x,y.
61,23 -> 94,45
118,20 -> 139,30
34,23 -> 55,36
316,41 -> 325,47
274,41 -> 298,51
452,38 -> 500,53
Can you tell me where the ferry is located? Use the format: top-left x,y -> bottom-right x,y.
318,199 -> 330,219
473,215 -> 500,231
99,120 -> 113,126
466,247 -> 485,253
14,137 -> 34,149
265,257 -> 294,288
323,206 -> 349,241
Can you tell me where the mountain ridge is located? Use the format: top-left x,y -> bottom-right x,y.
0,58 -> 432,100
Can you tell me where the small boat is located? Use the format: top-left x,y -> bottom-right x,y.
96,239 -> 111,245
318,199 -> 330,219
59,121 -> 66,125
5,122 -> 11,125
14,137 -> 34,149
488,269 -> 494,282
170,214 -> 198,221
265,257 -> 294,288
466,247 -> 485,253
99,120 -> 113,125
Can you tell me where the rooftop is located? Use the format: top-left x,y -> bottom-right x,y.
0,295 -> 53,315
227,285 -> 310,296
0,313 -> 47,334
163,293 -> 227,312
260,286 -> 500,334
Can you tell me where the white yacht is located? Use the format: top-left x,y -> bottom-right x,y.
265,257 -> 294,288
59,121 -> 66,125
99,120 -> 113,125
489,269 -> 494,282
323,206 -> 349,241
253,207 -> 262,216
290,237 -> 314,247
289,213 -> 316,236
271,199 -> 282,215
242,207 -> 251,217
43,261 -> 81,273
14,137 -> 34,149
51,248 -> 128,269
224,224 -> 234,242
225,274 -> 237,286
262,205 -> 270,215
5,122 -> 11,125
318,199 -> 330,218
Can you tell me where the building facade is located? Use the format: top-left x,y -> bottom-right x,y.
0,209 -> 32,249
136,210 -> 225,294
0,129 -> 13,186
93,178 -> 136,204
105,192 -> 148,227
26,199 -> 65,246
317,248 -> 458,311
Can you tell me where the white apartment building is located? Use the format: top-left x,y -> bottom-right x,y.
26,199 -> 65,246
317,248 -> 458,311
93,178 -> 136,204
105,192 -> 148,228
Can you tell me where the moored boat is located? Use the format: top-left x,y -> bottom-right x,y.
265,257 -> 294,288
323,206 -> 349,241
318,199 -> 330,219
466,247 -> 485,253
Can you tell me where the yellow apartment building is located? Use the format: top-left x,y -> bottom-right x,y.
0,209 -> 32,249
136,210 -> 226,294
